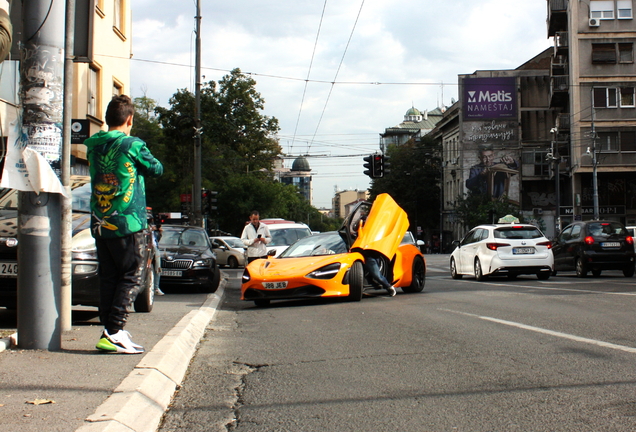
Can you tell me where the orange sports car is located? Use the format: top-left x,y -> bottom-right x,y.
241,193 -> 426,307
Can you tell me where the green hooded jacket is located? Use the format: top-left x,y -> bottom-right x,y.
85,130 -> 163,239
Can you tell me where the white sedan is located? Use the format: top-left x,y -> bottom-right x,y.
450,223 -> 554,281
210,236 -> 247,268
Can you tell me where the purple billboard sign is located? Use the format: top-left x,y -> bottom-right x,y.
462,77 -> 517,120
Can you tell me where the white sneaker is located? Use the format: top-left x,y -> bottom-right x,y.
387,285 -> 397,297
99,329 -> 144,354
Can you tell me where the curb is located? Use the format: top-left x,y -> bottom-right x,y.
75,279 -> 227,432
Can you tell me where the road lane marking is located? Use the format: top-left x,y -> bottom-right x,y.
448,279 -> 636,296
440,308 -> 636,354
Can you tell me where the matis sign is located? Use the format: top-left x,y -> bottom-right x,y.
463,77 -> 517,120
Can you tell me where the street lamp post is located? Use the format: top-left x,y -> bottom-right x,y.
550,128 -> 561,233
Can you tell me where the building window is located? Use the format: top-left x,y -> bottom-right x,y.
113,79 -> 123,98
618,43 -> 634,62
522,150 -> 551,176
592,43 -> 617,63
597,132 -> 619,151
617,0 -> 633,18
88,65 -> 100,118
591,1 -> 615,19
114,0 -> 123,30
621,87 -> 635,106
622,131 -> 636,151
593,87 -> 619,108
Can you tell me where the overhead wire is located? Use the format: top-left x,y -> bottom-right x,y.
307,0 -> 366,154
289,0 -> 328,156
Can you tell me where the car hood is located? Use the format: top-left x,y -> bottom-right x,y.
247,253 -> 353,277
159,246 -> 214,260
350,193 -> 409,260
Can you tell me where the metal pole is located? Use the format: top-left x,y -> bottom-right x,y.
551,128 -> 561,233
591,94 -> 599,220
18,0 -> 65,350
192,0 -> 202,227
60,0 -> 76,331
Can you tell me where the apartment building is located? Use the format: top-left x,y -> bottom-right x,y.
1,1 -> 131,177
548,0 -> 636,226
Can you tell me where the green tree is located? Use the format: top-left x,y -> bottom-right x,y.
369,136 -> 441,239
453,191 -> 521,229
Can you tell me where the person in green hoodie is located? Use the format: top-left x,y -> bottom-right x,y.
86,95 -> 163,354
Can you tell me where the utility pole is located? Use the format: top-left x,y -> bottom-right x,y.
192,0 -> 203,227
60,0 -> 76,331
591,93 -> 599,220
550,127 -> 561,234
18,0 -> 65,350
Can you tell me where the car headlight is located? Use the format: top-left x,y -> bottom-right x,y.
0,237 -> 18,247
193,258 -> 213,268
242,268 -> 251,283
306,263 -> 341,279
72,229 -> 97,260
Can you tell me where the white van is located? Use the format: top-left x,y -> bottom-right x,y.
260,219 -> 313,257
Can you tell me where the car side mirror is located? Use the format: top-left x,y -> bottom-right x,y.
267,249 -> 277,257
452,240 -> 460,247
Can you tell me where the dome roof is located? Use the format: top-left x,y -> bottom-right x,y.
291,156 -> 311,172
405,107 -> 421,116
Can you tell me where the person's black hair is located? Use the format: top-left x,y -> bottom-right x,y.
105,95 -> 135,127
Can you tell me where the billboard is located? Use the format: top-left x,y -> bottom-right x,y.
462,77 -> 517,120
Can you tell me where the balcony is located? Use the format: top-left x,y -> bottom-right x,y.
554,32 -> 568,56
556,113 -> 570,130
551,55 -> 568,76
550,75 -> 569,108
548,0 -> 568,37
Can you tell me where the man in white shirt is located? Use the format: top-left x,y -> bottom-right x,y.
241,210 -> 272,263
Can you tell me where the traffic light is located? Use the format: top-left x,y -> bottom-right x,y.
208,191 -> 218,211
201,189 -> 211,213
363,154 -> 374,178
383,154 -> 390,176
201,190 -> 218,213
373,154 -> 383,178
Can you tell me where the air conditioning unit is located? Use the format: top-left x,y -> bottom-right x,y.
589,18 -> 600,27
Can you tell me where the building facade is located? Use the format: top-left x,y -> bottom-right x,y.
1,1 -> 132,178
548,0 -> 636,226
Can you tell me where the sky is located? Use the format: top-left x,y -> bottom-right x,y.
129,0 -> 552,209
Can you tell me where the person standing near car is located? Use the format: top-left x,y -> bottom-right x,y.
86,95 -> 163,354
241,210 -> 271,263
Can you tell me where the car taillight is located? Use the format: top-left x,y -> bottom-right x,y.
584,236 -> 595,245
486,242 -> 510,251
627,236 -> 634,245
536,241 -> 552,249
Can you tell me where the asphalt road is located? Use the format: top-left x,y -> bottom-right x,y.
159,255 -> 636,432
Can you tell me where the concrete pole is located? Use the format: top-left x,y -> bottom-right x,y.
193,0 -> 203,227
17,0 -> 65,350
60,0 -> 76,331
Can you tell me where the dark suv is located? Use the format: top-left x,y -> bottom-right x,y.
552,220 -> 635,277
0,181 -> 156,311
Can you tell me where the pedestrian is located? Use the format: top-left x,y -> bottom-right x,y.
86,94 -> 163,354
363,251 -> 396,297
150,218 -> 165,296
241,210 -> 271,264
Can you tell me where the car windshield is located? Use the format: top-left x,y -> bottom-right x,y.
279,232 -> 348,258
224,238 -> 245,249
587,222 -> 627,237
494,226 -> 544,239
269,228 -> 312,246
160,228 -> 209,247
72,183 -> 92,212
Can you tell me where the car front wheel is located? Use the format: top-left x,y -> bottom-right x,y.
347,261 -> 364,301
450,258 -> 462,280
134,269 -> 155,313
227,256 -> 239,269
201,264 -> 221,293
623,265 -> 635,277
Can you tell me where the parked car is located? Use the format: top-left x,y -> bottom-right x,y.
241,194 -> 426,307
0,180 -> 156,311
450,223 -> 553,280
158,225 -> 220,292
552,220 -> 635,277
210,236 -> 246,268
260,219 -> 313,257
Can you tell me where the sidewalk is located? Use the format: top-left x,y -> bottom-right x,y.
0,279 -> 226,432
